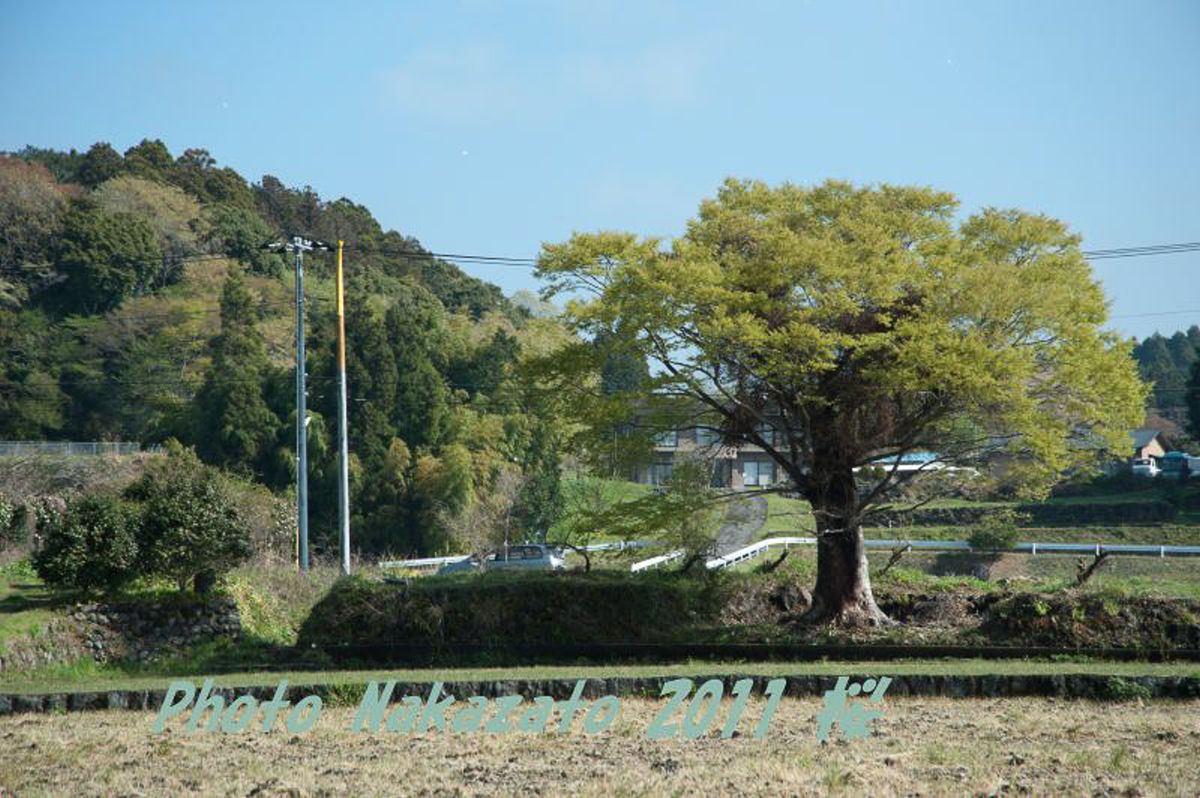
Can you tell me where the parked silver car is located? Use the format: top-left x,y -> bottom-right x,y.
435,544 -> 566,576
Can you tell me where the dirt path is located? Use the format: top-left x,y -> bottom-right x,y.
714,494 -> 769,555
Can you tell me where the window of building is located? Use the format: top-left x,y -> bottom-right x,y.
743,459 -> 775,487
654,429 -> 678,447
647,461 -> 674,485
755,422 -> 782,448
695,426 -> 720,446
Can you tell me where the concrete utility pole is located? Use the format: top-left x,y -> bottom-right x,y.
292,236 -> 312,573
265,236 -> 330,573
335,240 -> 351,575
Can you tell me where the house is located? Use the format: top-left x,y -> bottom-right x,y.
1130,428 -> 1171,461
628,422 -> 786,488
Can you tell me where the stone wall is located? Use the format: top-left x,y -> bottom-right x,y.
70,596 -> 241,663
0,595 -> 241,673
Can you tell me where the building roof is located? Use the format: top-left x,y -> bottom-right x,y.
1131,428 -> 1164,449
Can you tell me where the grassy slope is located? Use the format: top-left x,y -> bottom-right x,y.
0,563 -> 57,656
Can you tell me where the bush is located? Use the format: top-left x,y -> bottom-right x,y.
125,444 -> 252,592
967,509 -> 1023,551
0,494 -> 21,548
1102,676 -> 1152,702
299,571 -> 722,652
32,494 -> 142,592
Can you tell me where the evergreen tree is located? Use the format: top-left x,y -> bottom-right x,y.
450,328 -> 519,397
1187,357 -> 1200,442
1134,331 -> 1196,409
122,138 -> 173,180
385,284 -> 450,448
515,421 -> 564,542
205,203 -> 284,276
76,142 -> 124,188
56,202 -> 161,313
596,327 -> 650,395
192,269 -> 281,474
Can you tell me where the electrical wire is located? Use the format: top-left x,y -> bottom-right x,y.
1081,242 -> 1200,260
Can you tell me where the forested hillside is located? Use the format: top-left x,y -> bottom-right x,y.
1132,326 -> 1200,418
0,139 -> 571,556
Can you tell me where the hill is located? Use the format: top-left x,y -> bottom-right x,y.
0,140 -> 570,557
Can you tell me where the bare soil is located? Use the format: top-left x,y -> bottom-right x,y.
1,697 -> 1197,796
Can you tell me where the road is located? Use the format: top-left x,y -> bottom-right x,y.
714,494 -> 768,555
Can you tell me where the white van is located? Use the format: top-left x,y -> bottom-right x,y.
1131,458 -> 1160,477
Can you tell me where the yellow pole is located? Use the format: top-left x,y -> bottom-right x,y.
335,240 -> 351,575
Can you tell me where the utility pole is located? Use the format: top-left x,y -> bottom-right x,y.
265,236 -> 329,573
335,240 -> 351,575
292,236 -> 312,573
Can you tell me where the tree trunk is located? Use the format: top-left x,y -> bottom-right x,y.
193,570 -> 216,595
802,464 -> 889,626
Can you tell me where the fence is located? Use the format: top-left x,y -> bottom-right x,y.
0,441 -> 162,457
671,536 -> 1200,572
380,540 -> 657,571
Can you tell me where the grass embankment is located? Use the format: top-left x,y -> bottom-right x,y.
0,560 -> 344,686
3,697 -> 1198,796
0,560 -> 56,656
864,523 -> 1200,546
9,550 -> 1199,689
298,569 -> 722,649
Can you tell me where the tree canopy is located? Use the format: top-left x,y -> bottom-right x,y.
537,178 -> 1147,623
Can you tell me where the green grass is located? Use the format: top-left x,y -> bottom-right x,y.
0,561 -> 60,656
864,524 -> 1200,546
755,492 -> 814,539
919,497 -> 1011,509
560,476 -> 651,504
1046,492 -> 1169,505
224,564 -> 341,645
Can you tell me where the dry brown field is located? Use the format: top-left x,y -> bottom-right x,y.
2,696 -> 1198,796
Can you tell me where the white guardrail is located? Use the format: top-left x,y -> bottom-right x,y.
380,540 -> 657,571
635,536 -> 1200,573
384,536 -> 1200,573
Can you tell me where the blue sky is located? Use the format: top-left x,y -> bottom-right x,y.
1,0 -> 1197,338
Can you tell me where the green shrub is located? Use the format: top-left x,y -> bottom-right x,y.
0,494 -> 14,532
298,571 -> 722,652
0,494 -> 21,547
967,509 -> 1023,550
1102,676 -> 1152,702
31,494 -> 142,592
125,444 -> 252,592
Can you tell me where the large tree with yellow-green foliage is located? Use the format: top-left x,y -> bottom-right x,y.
536,179 -> 1147,625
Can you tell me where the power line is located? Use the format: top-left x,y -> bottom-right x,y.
1081,242 -> 1200,260
4,238 -> 1198,281
1110,309 -> 1200,320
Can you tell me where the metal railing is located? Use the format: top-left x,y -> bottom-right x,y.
384,535 -> 1200,574
0,441 -> 162,457
381,540 -> 658,571
630,550 -> 686,572
0,439 -> 162,458
631,536 -> 1200,572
